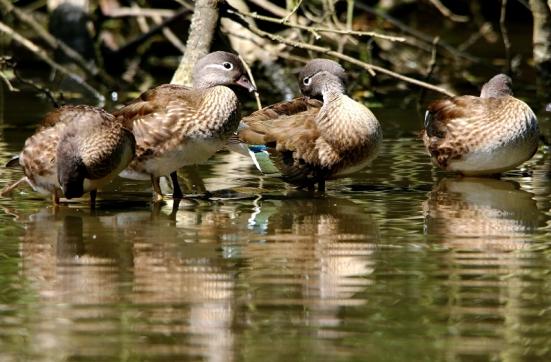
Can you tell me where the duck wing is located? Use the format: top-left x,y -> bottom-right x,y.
114,84 -> 203,159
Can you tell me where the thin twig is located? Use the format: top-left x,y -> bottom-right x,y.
133,3 -> 150,33
428,0 -> 469,22
0,57 -> 18,92
281,0 -> 303,23
114,8 -> 190,57
14,66 -> 60,108
418,36 -> 440,108
0,21 -> 105,106
238,55 -> 262,109
152,14 -> 186,54
104,7 -> 176,18
223,7 -> 456,97
500,0 -> 512,73
457,22 -> 493,52
238,8 -> 406,42
428,37 -> 440,76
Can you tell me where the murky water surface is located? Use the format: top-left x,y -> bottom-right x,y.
1,87 -> 551,362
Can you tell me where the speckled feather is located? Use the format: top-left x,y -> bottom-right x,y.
18,105 -> 105,193
60,114 -> 136,180
239,86 -> 382,186
15,105 -> 135,196
423,95 -> 538,174
114,83 -> 241,177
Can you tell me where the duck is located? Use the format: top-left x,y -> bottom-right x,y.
1,105 -> 136,205
422,74 -> 539,176
237,58 -> 383,192
114,51 -> 255,202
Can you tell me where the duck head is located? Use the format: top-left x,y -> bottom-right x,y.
192,51 -> 256,92
299,59 -> 347,99
480,74 -> 513,98
57,138 -> 87,199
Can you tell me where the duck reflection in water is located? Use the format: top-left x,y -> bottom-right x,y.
245,194 -> 379,310
14,204 -> 244,362
423,177 -> 540,250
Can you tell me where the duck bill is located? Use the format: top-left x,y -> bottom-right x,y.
235,75 -> 256,93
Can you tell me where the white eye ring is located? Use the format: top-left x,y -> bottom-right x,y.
223,62 -> 233,70
303,77 -> 311,85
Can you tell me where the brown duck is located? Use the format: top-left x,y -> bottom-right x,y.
237,59 -> 383,192
114,51 -> 255,202
1,105 -> 136,205
422,74 -> 539,176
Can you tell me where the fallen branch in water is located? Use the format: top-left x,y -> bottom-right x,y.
223,5 -> 456,97
0,21 -> 105,106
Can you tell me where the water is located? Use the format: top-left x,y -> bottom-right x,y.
1,87 -> 551,362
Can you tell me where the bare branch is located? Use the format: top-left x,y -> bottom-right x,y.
104,7 -> 176,18
355,3 -> 484,65
428,0 -> 469,22
0,57 -> 18,92
0,21 -> 105,106
281,0 -> 303,23
500,0 -> 512,73
223,7 -> 456,97
238,55 -> 262,109
0,0 -> 118,88
171,0 -> 221,86
238,8 -> 406,42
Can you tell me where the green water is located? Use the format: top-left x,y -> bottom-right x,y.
1,87 -> 551,362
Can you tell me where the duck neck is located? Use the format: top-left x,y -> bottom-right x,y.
193,78 -> 213,89
321,76 -> 345,103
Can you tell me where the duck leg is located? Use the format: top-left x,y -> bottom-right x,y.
178,165 -> 210,198
170,171 -> 184,199
151,175 -> 164,202
90,190 -> 97,208
318,179 -> 326,193
52,189 -> 60,205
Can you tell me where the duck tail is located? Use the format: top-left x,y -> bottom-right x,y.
225,134 -> 251,157
5,156 -> 20,168
0,177 -> 27,197
248,145 -> 280,175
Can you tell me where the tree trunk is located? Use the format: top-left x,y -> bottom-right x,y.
170,0 -> 220,86
529,0 -> 551,96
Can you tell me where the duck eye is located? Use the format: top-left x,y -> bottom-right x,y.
303,77 -> 311,85
223,62 -> 233,70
